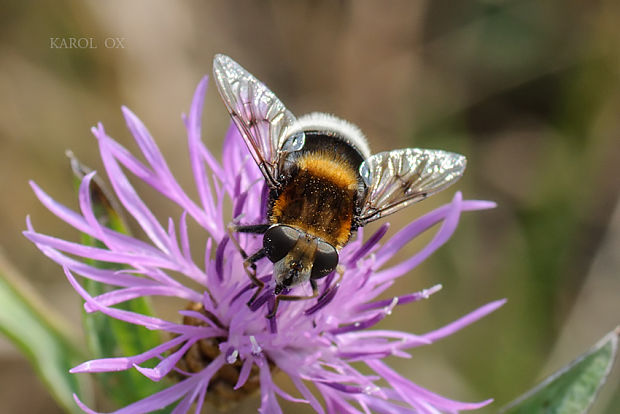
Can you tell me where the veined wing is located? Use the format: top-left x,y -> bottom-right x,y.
358,148 -> 466,224
213,54 -> 304,188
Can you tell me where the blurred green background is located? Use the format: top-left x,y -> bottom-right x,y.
1,0 -> 619,413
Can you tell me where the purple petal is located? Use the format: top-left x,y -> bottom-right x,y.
330,303 -> 396,335
289,376 -> 324,413
192,382 -> 208,414
319,385 -> 362,414
122,106 -> 174,180
234,357 -> 255,390
233,190 -> 248,219
85,285 -> 201,312
258,357 -> 283,414
423,299 -> 507,343
33,246 -> 157,288
134,338 -> 198,381
248,288 -> 272,312
95,124 -> 171,254
30,182 -> 163,258
64,266 -> 209,333
356,284 -> 442,311
375,193 -> 495,268
80,354 -> 224,414
30,181 -> 94,236
347,223 -> 390,264
25,230 -> 175,269
71,335 -> 188,373
186,76 -> 219,220
321,381 -> 363,394
372,192 -> 463,282
178,213 -> 192,264
367,359 -> 493,411
94,123 -> 223,241
214,236 -> 229,282
304,284 -> 340,315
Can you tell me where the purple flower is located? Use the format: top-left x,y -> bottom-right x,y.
25,75 -> 504,413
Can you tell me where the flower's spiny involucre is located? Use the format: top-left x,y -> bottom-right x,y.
25,75 -> 504,413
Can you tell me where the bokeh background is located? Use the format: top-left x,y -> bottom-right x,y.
1,0 -> 619,413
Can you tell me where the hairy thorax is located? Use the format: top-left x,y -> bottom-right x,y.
270,151 -> 359,248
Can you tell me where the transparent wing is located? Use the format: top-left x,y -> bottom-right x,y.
213,54 -> 304,188
358,148 -> 466,224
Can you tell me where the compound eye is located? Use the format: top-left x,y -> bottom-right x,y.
311,240 -> 338,279
263,225 -> 300,263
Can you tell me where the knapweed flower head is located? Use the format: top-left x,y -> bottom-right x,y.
25,75 -> 504,413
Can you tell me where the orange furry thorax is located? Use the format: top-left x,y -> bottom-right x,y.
295,151 -> 359,191
269,151 -> 360,248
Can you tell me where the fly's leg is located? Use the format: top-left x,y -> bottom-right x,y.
267,279 -> 319,319
231,224 -> 271,235
319,265 -> 344,300
227,223 -> 270,305
242,249 -> 268,305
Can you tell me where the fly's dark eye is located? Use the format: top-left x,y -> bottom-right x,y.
263,225 -> 300,263
311,240 -> 338,279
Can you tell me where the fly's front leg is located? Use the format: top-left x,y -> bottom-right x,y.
320,265 -> 344,299
243,249 -> 268,305
227,223 -> 270,305
267,279 -> 319,319
231,224 -> 271,235
227,223 -> 269,270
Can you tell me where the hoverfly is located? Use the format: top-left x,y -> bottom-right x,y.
213,55 -> 466,318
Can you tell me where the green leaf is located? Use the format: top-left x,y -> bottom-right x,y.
69,153 -> 170,409
0,251 -> 90,414
80,248 -> 168,407
500,327 -> 619,414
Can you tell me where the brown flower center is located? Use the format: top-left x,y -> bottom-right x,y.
170,303 -> 269,410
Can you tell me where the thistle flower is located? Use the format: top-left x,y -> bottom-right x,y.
25,75 -> 504,413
